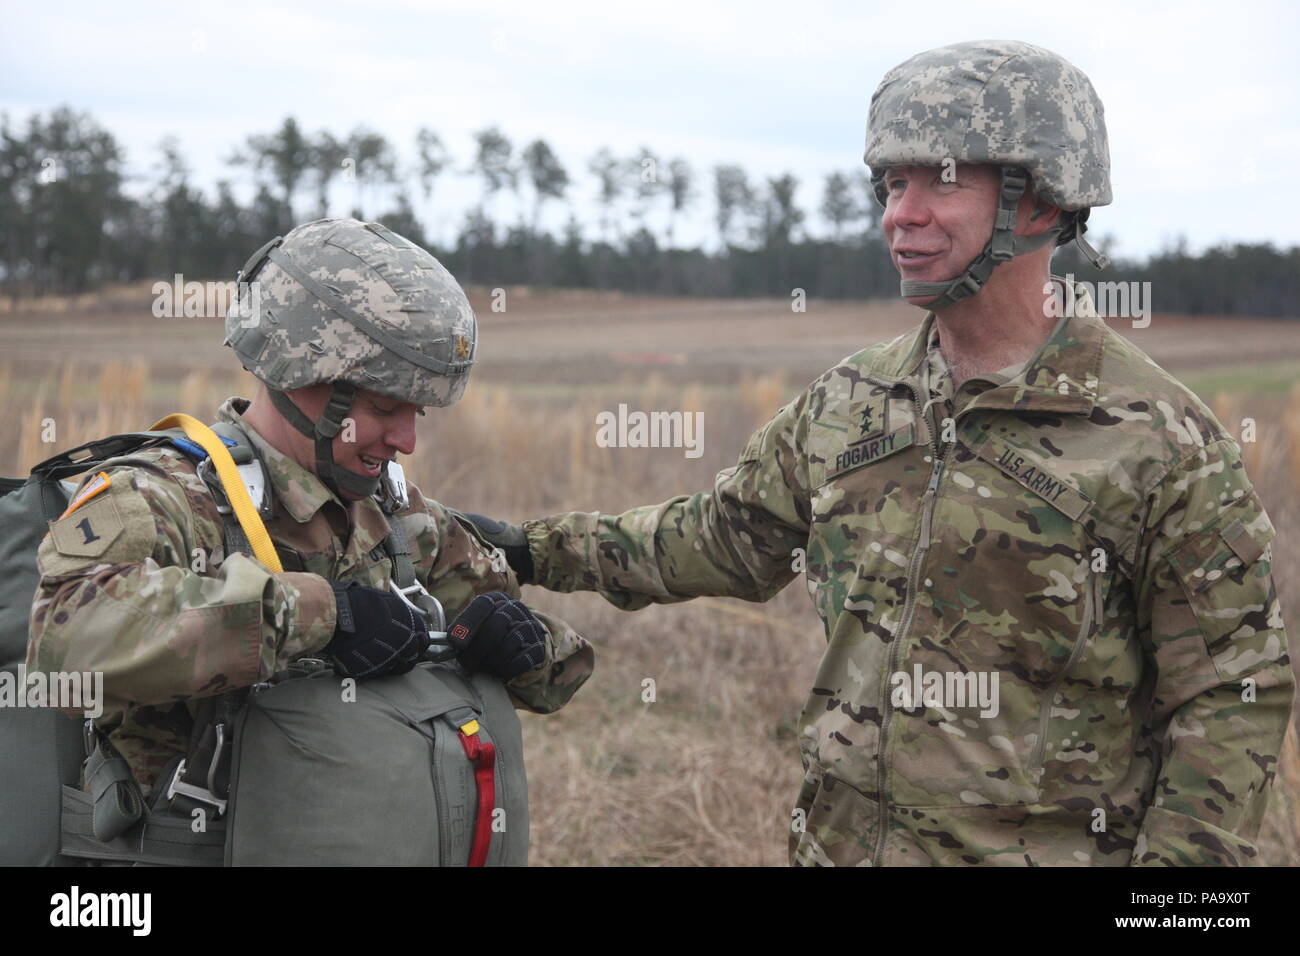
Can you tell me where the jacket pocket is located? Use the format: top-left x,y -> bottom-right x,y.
1027,566 -> 1104,780
790,771 -> 878,867
1166,493 -> 1279,683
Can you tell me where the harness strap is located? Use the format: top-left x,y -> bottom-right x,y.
381,511 -> 418,588
149,414 -> 283,573
83,731 -> 145,842
60,787 -> 225,866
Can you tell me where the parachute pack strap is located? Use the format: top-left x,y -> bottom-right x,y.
60,786 -> 225,866
222,516 -> 253,561
265,245 -> 472,377
29,431 -> 174,483
381,511 -> 417,589
452,715 -> 496,868
149,414 -> 283,573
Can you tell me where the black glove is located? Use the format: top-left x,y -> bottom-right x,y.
324,581 -> 427,679
447,592 -> 547,681
460,512 -> 534,585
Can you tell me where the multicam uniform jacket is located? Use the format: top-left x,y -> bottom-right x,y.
27,397 -> 594,795
525,283 -> 1292,866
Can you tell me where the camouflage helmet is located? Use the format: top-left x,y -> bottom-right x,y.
223,218 -> 477,500
224,217 -> 476,407
864,40 -> 1111,308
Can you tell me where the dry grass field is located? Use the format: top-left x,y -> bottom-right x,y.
2,282 -> 1297,866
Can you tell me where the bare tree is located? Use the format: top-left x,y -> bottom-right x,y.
470,126 -> 516,219
344,127 -> 398,219
855,170 -> 883,237
713,163 -> 753,249
309,131 -> 348,217
625,146 -> 661,230
820,171 -> 858,242
232,117 -> 311,218
663,157 -> 694,249
521,138 -> 568,233
587,147 -> 622,243
760,173 -> 803,247
414,127 -> 450,201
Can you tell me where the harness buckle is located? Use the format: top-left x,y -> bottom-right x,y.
388,576 -> 457,660
378,461 -> 409,514
165,723 -> 230,816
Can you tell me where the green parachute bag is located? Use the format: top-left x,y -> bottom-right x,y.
222,658 -> 528,866
0,430 -> 183,866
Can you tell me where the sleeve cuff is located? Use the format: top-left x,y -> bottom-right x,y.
272,572 -> 338,664
1131,805 -> 1262,866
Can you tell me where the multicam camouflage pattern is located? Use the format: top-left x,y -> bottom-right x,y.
27,397 -> 593,794
224,218 -> 477,407
525,280 -> 1291,866
864,40 -> 1111,211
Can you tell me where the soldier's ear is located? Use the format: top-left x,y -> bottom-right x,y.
1023,198 -> 1061,235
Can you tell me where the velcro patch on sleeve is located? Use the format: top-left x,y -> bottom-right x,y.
49,493 -> 125,557
39,472 -> 160,574
1219,518 -> 1265,567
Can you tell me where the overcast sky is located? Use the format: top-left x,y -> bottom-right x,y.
4,0 -> 1298,259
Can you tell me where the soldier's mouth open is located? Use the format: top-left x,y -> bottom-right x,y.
358,455 -> 386,476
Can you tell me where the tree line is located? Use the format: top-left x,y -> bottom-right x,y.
2,107 -> 1297,316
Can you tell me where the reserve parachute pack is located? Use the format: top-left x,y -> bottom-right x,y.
1,415 -> 527,866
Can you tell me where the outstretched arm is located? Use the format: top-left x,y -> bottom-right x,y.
1130,437 -> 1293,866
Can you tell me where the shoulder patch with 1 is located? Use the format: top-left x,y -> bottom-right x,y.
49,492 -> 125,558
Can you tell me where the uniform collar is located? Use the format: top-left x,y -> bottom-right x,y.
869,276 -> 1107,417
216,396 -> 340,523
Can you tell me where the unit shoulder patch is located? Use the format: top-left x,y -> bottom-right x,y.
49,493 -> 125,558
39,470 -> 161,574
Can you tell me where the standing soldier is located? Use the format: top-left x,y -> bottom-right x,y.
470,41 -> 1292,865
26,218 -> 593,861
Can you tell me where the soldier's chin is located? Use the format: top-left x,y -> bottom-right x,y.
337,469 -> 376,499
902,291 -> 944,310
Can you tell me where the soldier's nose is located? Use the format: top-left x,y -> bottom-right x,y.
889,191 -> 931,230
386,412 -> 418,456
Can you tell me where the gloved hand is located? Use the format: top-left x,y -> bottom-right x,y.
324,581 -> 427,679
459,512 -> 534,585
447,592 -> 547,681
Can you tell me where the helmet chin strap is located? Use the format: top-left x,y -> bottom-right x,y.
267,381 -> 383,500
899,167 -> 1109,310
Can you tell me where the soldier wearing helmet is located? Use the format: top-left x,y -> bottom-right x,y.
472,41 -> 1292,865
27,218 -> 594,811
